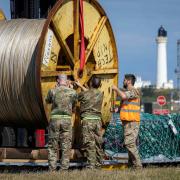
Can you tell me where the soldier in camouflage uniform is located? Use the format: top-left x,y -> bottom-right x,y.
75,77 -> 104,169
112,74 -> 142,169
46,74 -> 77,171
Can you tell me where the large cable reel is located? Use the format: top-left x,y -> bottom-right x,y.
39,0 -> 119,127
0,0 -> 118,128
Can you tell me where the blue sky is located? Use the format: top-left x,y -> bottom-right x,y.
99,0 -> 180,86
0,0 -> 180,87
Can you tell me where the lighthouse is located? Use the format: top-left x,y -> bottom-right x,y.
156,26 -> 168,89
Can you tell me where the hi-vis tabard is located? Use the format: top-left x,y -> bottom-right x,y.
120,98 -> 140,122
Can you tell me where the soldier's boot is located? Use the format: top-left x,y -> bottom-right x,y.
49,165 -> 57,172
86,164 -> 95,170
127,146 -> 142,169
60,153 -> 70,170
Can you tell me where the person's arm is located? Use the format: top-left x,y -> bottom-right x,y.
124,89 -> 140,100
112,85 -> 127,100
75,81 -> 88,91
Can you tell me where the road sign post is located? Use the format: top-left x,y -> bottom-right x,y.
157,96 -> 166,115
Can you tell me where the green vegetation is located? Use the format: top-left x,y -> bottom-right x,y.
141,88 -> 180,103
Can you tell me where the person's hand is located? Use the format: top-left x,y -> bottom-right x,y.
112,85 -> 118,91
75,80 -> 88,91
67,80 -> 74,88
55,82 -> 59,88
75,80 -> 81,87
114,107 -> 119,113
69,84 -> 73,88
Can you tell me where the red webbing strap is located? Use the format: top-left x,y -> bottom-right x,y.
79,0 -> 85,71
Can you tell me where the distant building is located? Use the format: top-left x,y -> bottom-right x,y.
134,76 -> 151,88
163,80 -> 174,89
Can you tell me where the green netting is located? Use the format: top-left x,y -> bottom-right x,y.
104,113 -> 180,161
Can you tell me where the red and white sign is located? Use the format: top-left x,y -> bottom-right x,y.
153,109 -> 170,115
157,96 -> 166,106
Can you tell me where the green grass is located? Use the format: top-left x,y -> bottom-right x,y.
0,167 -> 180,180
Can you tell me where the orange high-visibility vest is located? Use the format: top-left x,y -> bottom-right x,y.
120,98 -> 140,122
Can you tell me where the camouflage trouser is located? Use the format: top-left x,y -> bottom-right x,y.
81,119 -> 103,168
122,121 -> 142,168
48,118 -> 72,171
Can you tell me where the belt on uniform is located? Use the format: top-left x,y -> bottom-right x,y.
82,116 -> 101,121
51,115 -> 71,119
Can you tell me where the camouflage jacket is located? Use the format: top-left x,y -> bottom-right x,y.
78,88 -> 104,119
120,86 -> 141,107
46,85 -> 77,116
124,86 -> 140,100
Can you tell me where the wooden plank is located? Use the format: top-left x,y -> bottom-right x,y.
41,70 -> 73,77
74,0 -> 80,63
0,148 -> 83,163
0,148 -> 48,160
0,159 -> 48,163
51,21 -> 74,68
0,148 -> 6,159
85,16 -> 107,63
92,68 -> 118,75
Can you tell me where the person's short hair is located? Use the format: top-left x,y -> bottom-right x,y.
91,76 -> 101,88
57,74 -> 67,86
58,74 -> 67,81
124,74 -> 136,85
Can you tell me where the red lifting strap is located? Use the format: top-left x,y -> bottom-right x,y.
79,0 -> 85,71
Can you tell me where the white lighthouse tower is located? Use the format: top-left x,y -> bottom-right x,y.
156,26 -> 168,89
